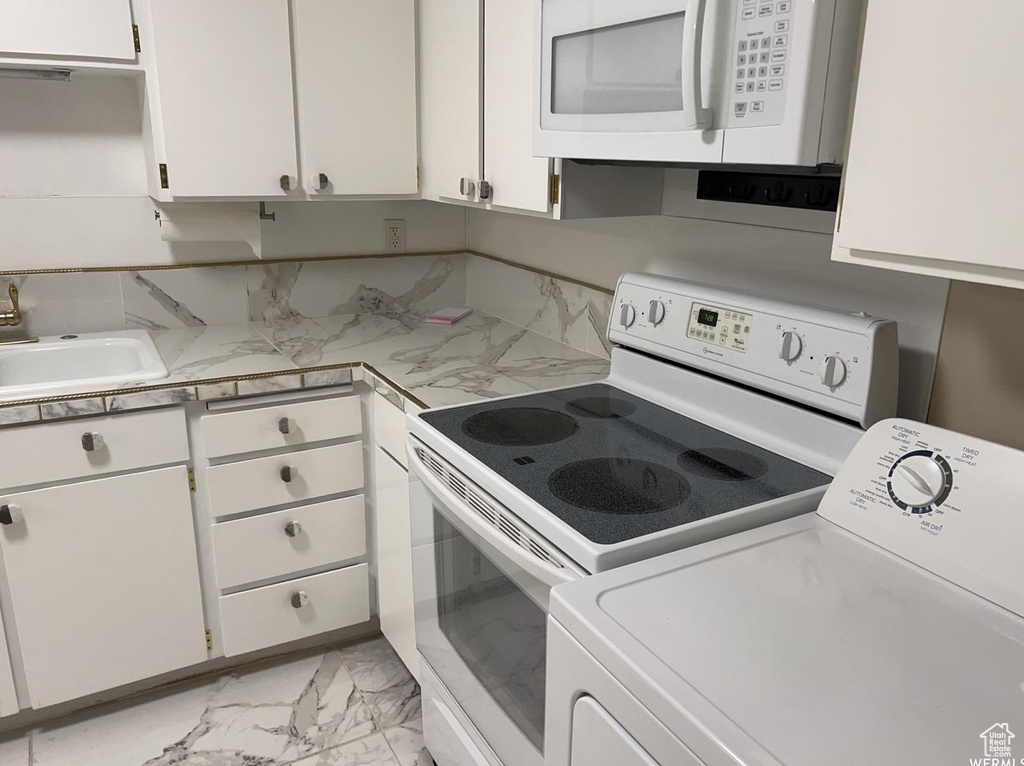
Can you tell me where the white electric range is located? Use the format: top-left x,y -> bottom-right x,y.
404,273 -> 900,766
546,419 -> 1024,766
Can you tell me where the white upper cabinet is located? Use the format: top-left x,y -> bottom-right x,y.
294,0 -> 418,196
0,611 -> 17,718
833,0 -> 1024,289
483,0 -> 553,214
150,0 -> 298,198
419,0 -> 483,203
0,0 -> 135,61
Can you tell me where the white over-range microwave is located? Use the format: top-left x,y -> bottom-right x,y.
534,0 -> 864,167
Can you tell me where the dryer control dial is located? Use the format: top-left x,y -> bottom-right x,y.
887,452 -> 953,511
619,303 -> 637,329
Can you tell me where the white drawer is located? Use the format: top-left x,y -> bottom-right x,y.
202,395 -> 361,459
374,391 -> 407,468
206,442 -> 363,519
212,495 -> 367,590
0,408 -> 188,490
219,564 -> 370,657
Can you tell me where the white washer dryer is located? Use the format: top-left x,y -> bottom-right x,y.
547,419 -> 1024,766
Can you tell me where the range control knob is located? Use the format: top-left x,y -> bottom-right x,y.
619,303 -> 637,329
648,300 -> 666,326
888,454 -> 948,508
777,331 -> 802,362
819,355 -> 847,388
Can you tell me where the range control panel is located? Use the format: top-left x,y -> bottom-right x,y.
729,0 -> 793,128
820,419 -> 1024,618
608,273 -> 899,427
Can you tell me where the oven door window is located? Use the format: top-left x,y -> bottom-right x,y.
552,13 -> 685,115
434,510 -> 547,753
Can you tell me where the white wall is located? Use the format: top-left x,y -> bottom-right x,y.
467,209 -> 950,421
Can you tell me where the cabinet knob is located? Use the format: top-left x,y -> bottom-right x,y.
0,504 -> 23,526
278,416 -> 291,435
284,520 -> 303,538
279,174 -> 296,191
311,173 -> 330,191
81,432 -> 105,452
478,180 -> 493,201
459,177 -> 475,197
280,466 -> 293,483
290,590 -> 310,609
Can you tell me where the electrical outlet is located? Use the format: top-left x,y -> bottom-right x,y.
384,219 -> 406,253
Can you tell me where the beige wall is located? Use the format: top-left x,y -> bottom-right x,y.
928,282 -> 1024,449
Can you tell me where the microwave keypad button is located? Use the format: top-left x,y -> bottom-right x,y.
751,101 -> 764,112
769,79 -> 784,91
735,102 -> 748,115
737,68 -> 745,79
756,80 -> 767,92
759,51 -> 770,63
746,82 -> 756,92
742,7 -> 756,19
738,40 -> 748,51
758,66 -> 768,77
776,0 -> 792,11
771,49 -> 787,62
758,5 -> 773,16
737,54 -> 746,65
743,0 -> 755,4
775,19 -> 790,32
734,81 -> 745,93
770,64 -> 785,77
763,38 -> 773,48
773,34 -> 789,47
748,67 -> 757,78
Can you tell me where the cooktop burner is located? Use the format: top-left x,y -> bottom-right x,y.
421,383 -> 830,545
549,458 -> 689,514
462,407 -> 579,446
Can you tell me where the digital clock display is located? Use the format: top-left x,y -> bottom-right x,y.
697,308 -> 719,327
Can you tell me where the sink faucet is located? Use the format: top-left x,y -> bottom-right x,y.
0,284 -> 23,327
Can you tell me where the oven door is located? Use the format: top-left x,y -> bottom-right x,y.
536,0 -> 728,163
408,439 -> 584,766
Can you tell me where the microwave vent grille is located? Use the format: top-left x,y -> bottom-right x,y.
416,447 -> 566,571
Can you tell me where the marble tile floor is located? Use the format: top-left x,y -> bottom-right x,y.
0,636 -> 433,766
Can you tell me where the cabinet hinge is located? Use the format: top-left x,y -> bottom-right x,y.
416,166 -> 420,190
159,163 -> 169,190
549,174 -> 561,206
132,25 -> 141,54
836,187 -> 845,232
187,467 -> 196,492
205,629 -> 213,651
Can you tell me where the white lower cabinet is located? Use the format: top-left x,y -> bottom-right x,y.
219,565 -> 370,657
0,467 -> 207,709
374,446 -> 418,680
0,610 -> 18,718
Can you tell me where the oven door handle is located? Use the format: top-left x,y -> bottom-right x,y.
409,445 -> 580,589
682,0 -> 713,129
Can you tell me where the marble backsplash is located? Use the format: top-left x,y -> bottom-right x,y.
0,253 -> 610,358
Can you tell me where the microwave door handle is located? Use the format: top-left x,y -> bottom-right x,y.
682,0 -> 713,129
408,445 -> 580,588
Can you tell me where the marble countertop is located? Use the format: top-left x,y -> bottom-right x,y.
0,312 -> 611,416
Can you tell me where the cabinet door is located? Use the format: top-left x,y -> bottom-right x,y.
0,0 -> 135,60
834,1 -> 1024,285
483,0 -> 553,214
151,0 -> 297,197
0,611 -> 17,718
419,0 -> 483,202
294,0 -> 418,196
0,468 -> 207,708
374,447 -> 419,680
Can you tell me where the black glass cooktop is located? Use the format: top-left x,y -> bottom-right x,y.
420,383 -> 831,545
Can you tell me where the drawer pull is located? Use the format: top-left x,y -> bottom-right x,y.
280,466 -> 293,483
278,416 -> 291,435
81,432 -> 105,452
0,503 -> 23,526
290,590 -> 309,609
284,520 -> 303,538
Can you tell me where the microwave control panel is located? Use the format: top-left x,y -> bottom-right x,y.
730,0 -> 793,128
